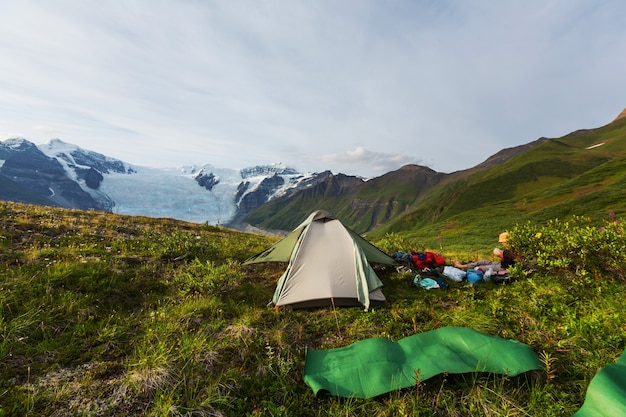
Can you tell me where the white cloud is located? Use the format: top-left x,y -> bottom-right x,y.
32,125 -> 59,136
323,147 -> 420,177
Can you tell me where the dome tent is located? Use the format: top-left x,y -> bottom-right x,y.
243,210 -> 397,310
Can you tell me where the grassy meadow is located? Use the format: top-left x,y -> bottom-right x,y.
1,201 -> 625,416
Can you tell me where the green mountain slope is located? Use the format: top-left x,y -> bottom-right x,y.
247,111 -> 626,249
376,115 -> 626,248
246,165 -> 446,232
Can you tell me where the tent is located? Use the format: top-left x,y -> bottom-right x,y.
243,210 -> 397,310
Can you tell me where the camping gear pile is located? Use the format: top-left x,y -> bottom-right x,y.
393,251 -> 512,287
440,265 -> 512,285
391,250 -> 445,276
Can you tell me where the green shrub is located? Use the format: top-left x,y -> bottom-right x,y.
510,214 -> 626,282
373,232 -> 422,255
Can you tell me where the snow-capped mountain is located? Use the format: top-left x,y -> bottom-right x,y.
0,138 -> 111,210
0,138 -> 321,227
236,165 -> 307,208
39,139 -> 134,175
38,139 -> 135,211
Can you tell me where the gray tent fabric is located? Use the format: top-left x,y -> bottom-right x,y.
244,210 -> 396,310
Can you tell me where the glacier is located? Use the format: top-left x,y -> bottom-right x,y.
0,137 -> 320,226
100,166 -> 241,225
100,163 -> 315,225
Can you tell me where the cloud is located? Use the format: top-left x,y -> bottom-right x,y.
323,146 -> 420,177
32,125 -> 59,136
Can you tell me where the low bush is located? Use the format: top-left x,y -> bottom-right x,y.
509,214 -> 626,282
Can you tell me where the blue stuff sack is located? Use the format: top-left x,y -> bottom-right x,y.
466,269 -> 484,284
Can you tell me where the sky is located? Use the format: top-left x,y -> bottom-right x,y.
1,1 -> 625,178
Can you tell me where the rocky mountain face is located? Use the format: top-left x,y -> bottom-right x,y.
244,165 -> 446,232
227,166 -> 323,226
0,138 -> 331,227
0,139 -> 110,210
0,134 -> 547,231
193,169 -> 220,191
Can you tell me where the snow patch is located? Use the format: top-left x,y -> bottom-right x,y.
4,137 -> 30,149
586,142 -> 605,150
40,138 -> 79,155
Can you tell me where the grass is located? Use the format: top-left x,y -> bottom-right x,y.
1,201 -> 625,416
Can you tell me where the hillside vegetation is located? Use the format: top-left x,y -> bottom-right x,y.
248,115 -> 626,252
378,116 -> 626,249
2,201 -> 626,416
246,165 -> 446,233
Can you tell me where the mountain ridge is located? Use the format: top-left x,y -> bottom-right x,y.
1,107 -> 624,237
246,110 -> 626,243
0,138 -> 329,226
373,114 -> 626,246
